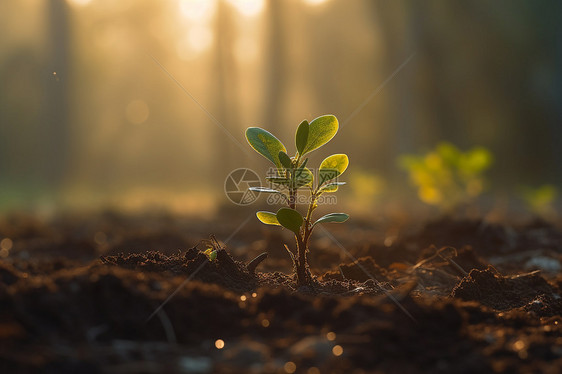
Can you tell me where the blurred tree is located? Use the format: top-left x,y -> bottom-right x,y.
44,0 -> 70,188
371,0 -> 418,175
262,0 -> 287,133
0,49 -> 42,182
213,1 -> 240,176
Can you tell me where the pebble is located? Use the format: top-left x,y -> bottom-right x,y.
525,256 -> 561,273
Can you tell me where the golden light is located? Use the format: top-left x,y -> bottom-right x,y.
234,37 -> 259,63
0,238 -> 12,258
176,39 -> 196,61
1,238 -> 13,251
126,100 -> 150,125
228,0 -> 265,17
176,21 -> 214,61
189,24 -> 214,52
179,0 -> 217,22
303,0 -> 331,6
332,344 -> 344,356
326,331 -> 336,341
214,339 -> 225,349
66,0 -> 93,7
240,295 -> 247,301
284,361 -> 297,374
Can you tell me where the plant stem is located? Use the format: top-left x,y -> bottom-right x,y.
295,194 -> 316,286
288,185 -> 295,209
295,234 -> 310,286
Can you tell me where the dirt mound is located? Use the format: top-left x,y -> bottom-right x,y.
101,248 -> 258,292
451,266 -> 562,316
320,256 -> 388,283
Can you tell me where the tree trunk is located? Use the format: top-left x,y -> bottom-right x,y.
213,2 -> 239,176
44,0 -> 70,188
262,0 -> 287,132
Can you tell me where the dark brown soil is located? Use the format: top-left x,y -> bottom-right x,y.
1,211 -> 562,373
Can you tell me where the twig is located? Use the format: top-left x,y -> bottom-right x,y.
247,252 -> 268,274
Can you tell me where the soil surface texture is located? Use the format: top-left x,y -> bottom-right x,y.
1,211 -> 561,373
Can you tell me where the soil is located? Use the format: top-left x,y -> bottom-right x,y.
1,211 -> 562,373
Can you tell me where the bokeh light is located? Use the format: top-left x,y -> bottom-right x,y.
179,0 -> 216,22
125,100 -> 150,125
214,339 -> 225,349
228,0 -> 265,17
66,0 -> 92,7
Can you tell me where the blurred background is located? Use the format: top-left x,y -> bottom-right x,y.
1,0 -> 561,219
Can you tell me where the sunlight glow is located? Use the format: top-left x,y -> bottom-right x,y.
228,0 -> 265,17
188,24 -> 214,51
303,0 -> 331,6
234,37 -> 259,63
126,100 -> 149,125
176,23 -> 214,60
179,0 -> 217,22
66,0 -> 92,6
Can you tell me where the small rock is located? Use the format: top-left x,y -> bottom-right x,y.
290,336 -> 333,361
525,256 -> 561,273
177,356 -> 212,374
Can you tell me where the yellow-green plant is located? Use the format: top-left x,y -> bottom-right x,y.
399,142 -> 493,210
519,184 -> 558,218
245,115 -> 349,286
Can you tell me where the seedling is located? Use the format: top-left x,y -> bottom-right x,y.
399,142 -> 493,210
245,115 -> 349,286
201,235 -> 222,261
519,184 -> 558,219
203,247 -> 218,261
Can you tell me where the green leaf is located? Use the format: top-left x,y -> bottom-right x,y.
318,182 -> 346,194
267,167 -> 312,189
256,211 -> 280,226
436,142 -> 461,167
463,147 -> 493,174
296,158 -> 308,172
295,120 -> 309,155
249,187 -> 282,194
294,167 -> 314,188
301,115 -> 338,156
203,248 -> 217,261
318,154 -> 349,186
266,177 -> 292,187
312,213 -> 349,228
276,207 -> 303,234
250,187 -> 288,203
245,127 -> 287,169
293,158 -> 309,182
278,151 -> 293,170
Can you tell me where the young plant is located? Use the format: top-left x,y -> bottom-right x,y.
519,184 -> 558,219
245,115 -> 349,286
399,142 -> 493,211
